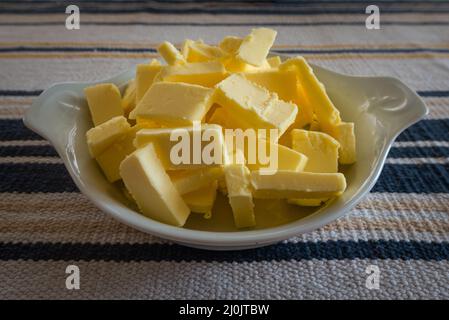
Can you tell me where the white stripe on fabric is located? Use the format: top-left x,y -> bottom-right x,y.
0,259 -> 447,299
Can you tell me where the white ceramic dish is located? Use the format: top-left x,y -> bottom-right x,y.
23,62 -> 427,250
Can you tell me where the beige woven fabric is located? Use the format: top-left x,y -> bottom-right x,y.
0,2 -> 449,299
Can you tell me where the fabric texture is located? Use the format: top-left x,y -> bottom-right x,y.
0,1 -> 449,299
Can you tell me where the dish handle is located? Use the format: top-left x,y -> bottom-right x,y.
23,83 -> 89,156
366,77 -> 428,138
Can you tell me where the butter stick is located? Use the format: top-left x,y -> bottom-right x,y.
251,171 -> 346,199
134,124 -> 225,170
119,144 -> 191,227
215,74 -> 297,137
237,28 -> 277,67
84,83 -> 123,126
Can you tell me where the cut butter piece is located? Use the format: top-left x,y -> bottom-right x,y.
237,28 -> 277,67
243,70 -> 299,104
208,107 -> 247,129
224,164 -> 255,228
247,139 -> 307,172
136,117 -> 166,129
135,61 -> 163,103
95,125 -> 139,182
157,41 -> 185,66
219,36 -> 243,54
291,129 -> 340,173
156,60 -> 227,88
134,124 -> 225,170
130,82 -> 214,124
223,56 -> 271,73
244,69 -> 312,128
182,39 -> 225,63
290,129 -> 339,206
267,56 -> 282,68
121,79 -> 136,116
119,143 -> 191,227
251,171 -> 347,199
168,166 -> 223,195
86,116 -> 130,158
225,135 -> 308,172
336,122 -> 356,164
84,83 -> 124,126
280,56 -> 341,136
182,181 -> 218,218
215,74 -> 297,136
280,57 -> 356,164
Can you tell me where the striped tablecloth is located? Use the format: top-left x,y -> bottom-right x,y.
1,1 -> 449,299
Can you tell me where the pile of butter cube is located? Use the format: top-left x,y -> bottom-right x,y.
84,28 -> 356,229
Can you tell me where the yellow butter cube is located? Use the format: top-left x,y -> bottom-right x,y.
280,56 -> 341,136
157,41 -> 185,66
290,129 -> 340,206
223,56 -> 271,73
182,39 -> 225,63
208,107 -> 251,129
130,82 -> 214,125
224,164 -> 255,228
267,56 -> 282,68
251,170 -> 347,199
224,135 -> 308,172
215,74 -> 297,136
156,60 -> 227,88
84,83 -> 124,126
182,181 -> 218,218
336,122 -> 356,164
86,116 -> 130,158
291,129 -> 340,173
121,79 -> 136,116
136,62 -> 163,103
136,117 -> 166,129
120,143 -> 191,226
134,124 -> 225,170
95,126 -> 137,182
237,28 -> 277,67
219,36 -> 243,54
247,139 -> 308,172
244,69 -> 312,128
243,70 -> 298,104
168,166 -> 223,195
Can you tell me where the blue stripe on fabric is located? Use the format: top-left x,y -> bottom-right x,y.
2,47 -> 449,54
372,163 -> 449,193
0,240 -> 448,261
417,91 -> 449,97
274,48 -> 449,54
0,163 -> 78,193
2,90 -> 449,98
396,119 -> 449,142
0,90 -> 43,96
2,0 -> 448,4
1,163 -> 448,193
2,8 -> 449,15
0,120 -> 43,141
2,21 -> 449,26
1,145 -> 449,159
1,90 -> 449,98
0,47 -> 157,53
0,145 -> 58,157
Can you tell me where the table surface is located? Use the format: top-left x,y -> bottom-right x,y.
1,1 -> 449,299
